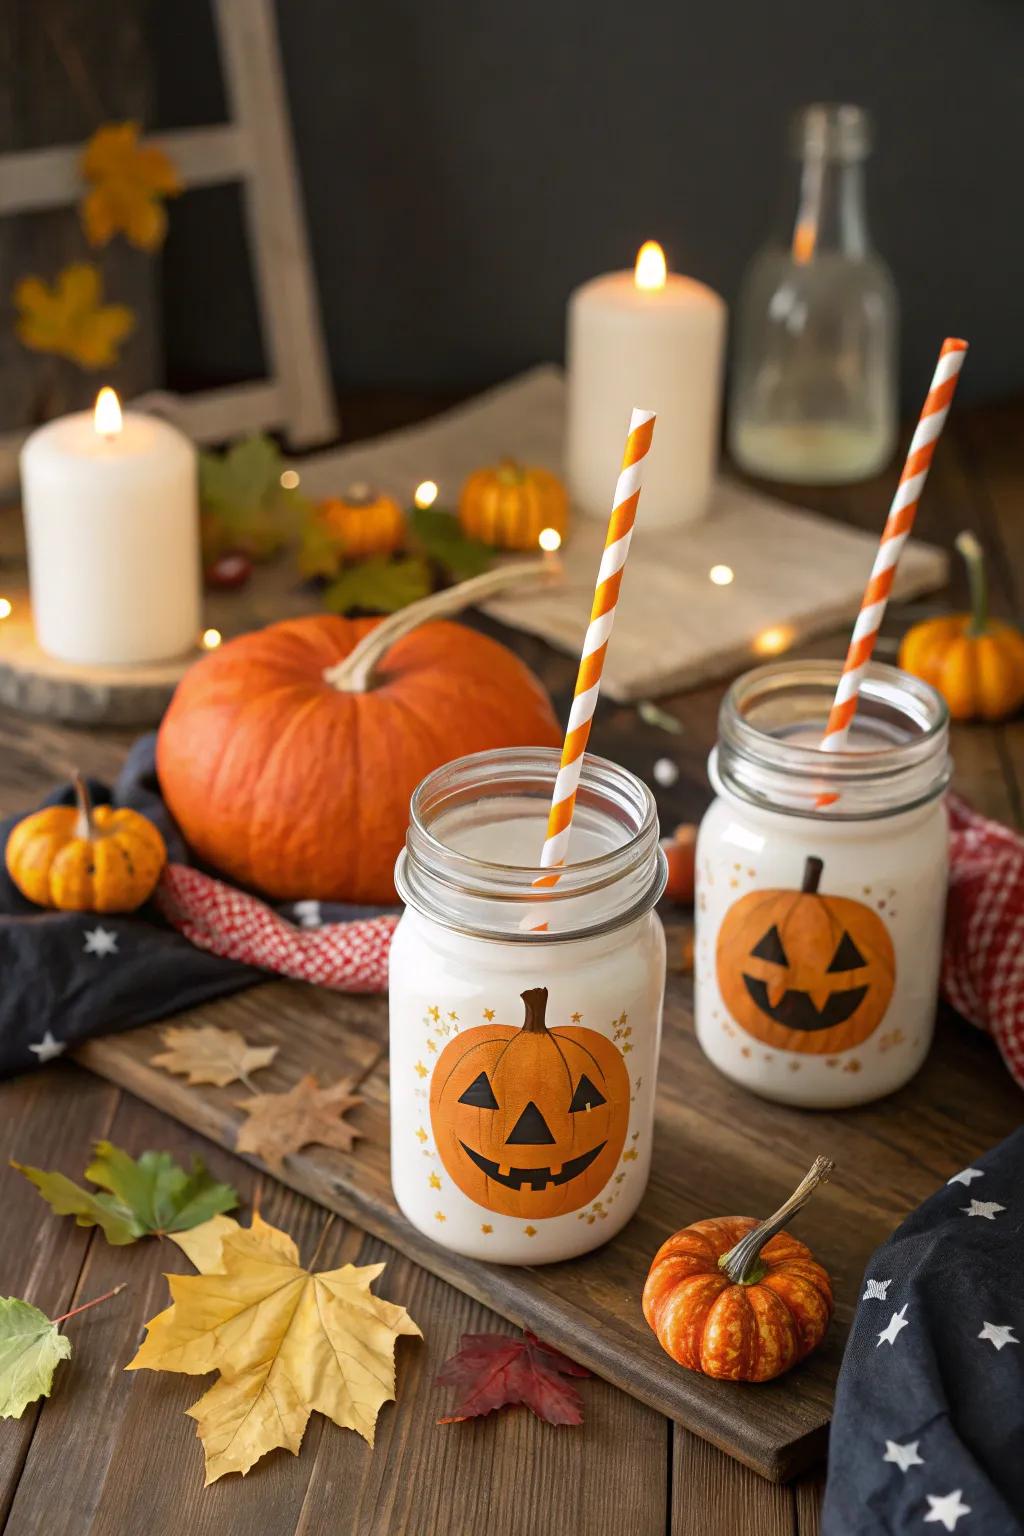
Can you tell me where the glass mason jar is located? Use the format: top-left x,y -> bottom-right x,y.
695,661 -> 950,1109
390,747 -> 667,1265
728,103 -> 898,484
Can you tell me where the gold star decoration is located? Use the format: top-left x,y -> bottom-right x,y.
523,1226 -> 537,1237
428,1172 -> 441,1190
434,1210 -> 446,1223
623,1149 -> 638,1163
415,1127 -> 428,1143
448,1011 -> 458,1022
428,1006 -> 440,1021
414,1061 -> 428,1078
483,1008 -> 495,1021
571,1012 -> 583,1023
426,1039 -> 437,1053
480,1224 -> 493,1235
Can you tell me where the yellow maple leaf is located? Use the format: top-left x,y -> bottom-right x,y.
151,1024 -> 278,1090
14,263 -> 135,370
128,1212 -> 421,1483
80,121 -> 181,251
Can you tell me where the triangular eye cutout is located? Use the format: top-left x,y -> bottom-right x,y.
457,1071 -> 499,1109
751,925 -> 788,965
828,930 -> 867,972
569,1074 -> 607,1113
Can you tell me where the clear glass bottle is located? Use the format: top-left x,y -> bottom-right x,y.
729,104 -> 898,484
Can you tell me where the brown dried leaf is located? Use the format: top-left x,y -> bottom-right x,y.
235,1076 -> 363,1172
152,1024 -> 278,1089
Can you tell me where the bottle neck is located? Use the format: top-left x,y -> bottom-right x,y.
783,153 -> 869,261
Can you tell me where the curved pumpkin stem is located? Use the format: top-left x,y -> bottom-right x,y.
955,530 -> 989,638
802,856 -> 824,894
520,987 -> 549,1033
322,559 -> 561,694
719,1155 -> 834,1285
71,772 -> 95,841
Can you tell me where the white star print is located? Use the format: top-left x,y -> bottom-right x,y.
883,1439 -> 924,1473
947,1167 -> 984,1187
978,1321 -> 1018,1351
83,926 -> 118,957
877,1304 -> 910,1347
292,900 -> 322,929
962,1198 -> 1005,1220
924,1489 -> 971,1531
28,1031 -> 65,1063
863,1278 -> 892,1301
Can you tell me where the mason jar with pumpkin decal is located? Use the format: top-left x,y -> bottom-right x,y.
695,660 -> 951,1108
390,746 -> 667,1264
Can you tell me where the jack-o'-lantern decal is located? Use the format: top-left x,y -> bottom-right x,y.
429,987 -> 630,1219
716,855 -> 895,1055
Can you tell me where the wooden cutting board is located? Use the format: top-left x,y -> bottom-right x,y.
74,915 -> 1021,1483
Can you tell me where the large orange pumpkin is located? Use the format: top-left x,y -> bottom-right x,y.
156,613 -> 561,905
716,855 -> 895,1055
429,988 -> 630,1219
643,1157 -> 834,1382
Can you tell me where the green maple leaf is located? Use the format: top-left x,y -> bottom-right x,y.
0,1298 -> 72,1419
409,505 -> 493,580
199,434 -> 310,561
323,555 -> 432,614
12,1141 -> 238,1246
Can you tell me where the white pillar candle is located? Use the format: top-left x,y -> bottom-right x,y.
21,390 -> 201,666
566,242 -> 727,529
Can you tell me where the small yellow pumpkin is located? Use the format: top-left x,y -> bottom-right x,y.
899,532 -> 1024,722
459,459 -> 569,551
6,774 -> 167,913
317,484 -> 405,559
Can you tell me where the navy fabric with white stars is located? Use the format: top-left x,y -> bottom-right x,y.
0,736 -> 386,1076
823,1126 -> 1024,1534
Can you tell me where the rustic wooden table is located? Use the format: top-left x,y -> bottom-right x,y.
1,394 -> 1020,1536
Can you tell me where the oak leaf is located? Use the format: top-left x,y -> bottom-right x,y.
235,1075 -> 363,1172
14,263 -> 135,370
151,1024 -> 278,1089
80,121 -> 181,251
128,1211 -> 421,1481
12,1141 -> 238,1245
436,1330 -> 590,1425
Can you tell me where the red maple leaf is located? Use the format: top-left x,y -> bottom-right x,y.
436,1330 -> 591,1425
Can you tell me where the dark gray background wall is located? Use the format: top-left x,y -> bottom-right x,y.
154,1 -> 1023,412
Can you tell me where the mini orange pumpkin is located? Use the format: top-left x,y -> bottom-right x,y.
643,1156 -> 834,1382
716,855 -> 895,1055
429,987 -> 630,1219
6,773 -> 167,913
899,531 -> 1024,721
317,483 -> 405,559
459,460 -> 569,551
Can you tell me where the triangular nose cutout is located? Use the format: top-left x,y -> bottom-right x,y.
506,1100 -> 556,1145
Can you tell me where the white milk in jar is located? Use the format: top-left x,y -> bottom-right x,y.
390,747 -> 667,1264
695,661 -> 951,1108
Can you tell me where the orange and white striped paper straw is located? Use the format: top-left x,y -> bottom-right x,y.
820,338 -> 968,754
534,407 -> 656,884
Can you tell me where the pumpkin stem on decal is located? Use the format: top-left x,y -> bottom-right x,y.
801,856 -> 824,894
718,1155 -> 834,1286
519,987 -> 549,1034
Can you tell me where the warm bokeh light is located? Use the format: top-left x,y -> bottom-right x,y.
753,625 -> 795,656
634,240 -> 667,292
0,598 -> 11,620
94,387 -> 122,439
279,469 -> 300,490
709,564 -> 734,586
538,527 -> 562,553
414,480 -> 438,509
200,627 -> 222,650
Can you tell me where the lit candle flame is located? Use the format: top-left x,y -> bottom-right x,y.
201,628 -> 222,651
538,527 -> 562,554
414,480 -> 438,509
94,387 -> 122,439
634,241 -> 667,292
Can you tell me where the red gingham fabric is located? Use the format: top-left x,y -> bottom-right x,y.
944,794 -> 1024,1089
155,863 -> 397,993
